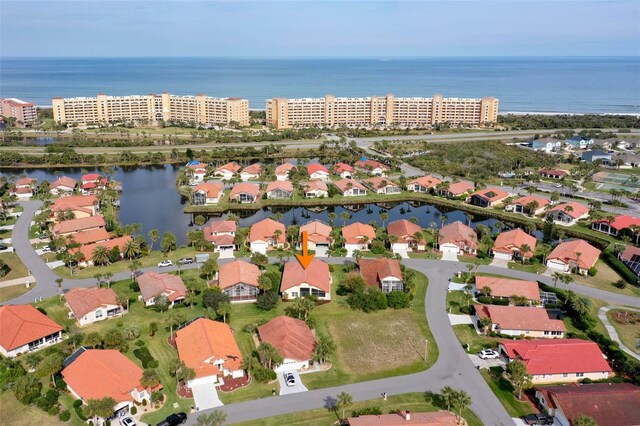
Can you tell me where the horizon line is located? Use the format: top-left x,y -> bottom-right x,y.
2,55 -> 640,60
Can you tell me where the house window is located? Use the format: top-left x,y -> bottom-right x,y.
292,292 -> 299,298
576,373 -> 584,377
95,310 -> 103,319
562,373 -> 568,378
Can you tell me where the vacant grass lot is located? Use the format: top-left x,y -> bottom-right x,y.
233,392 -> 482,426
574,260 -> 640,297
1,392 -> 66,426
0,252 -> 29,282
606,309 -> 640,355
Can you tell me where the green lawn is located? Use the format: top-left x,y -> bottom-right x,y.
481,367 -> 532,417
446,291 -> 473,315
459,255 -> 492,265
452,324 -> 497,354
606,309 -> 640,355
1,391 -> 66,426
574,260 -> 640,297
232,392 -> 482,426
507,261 -> 547,274
0,283 -> 32,302
0,252 -> 30,282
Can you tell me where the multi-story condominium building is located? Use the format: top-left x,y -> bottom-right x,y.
266,93 -> 498,129
1,98 -> 38,127
52,93 -> 249,126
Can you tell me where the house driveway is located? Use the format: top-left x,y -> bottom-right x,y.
448,314 -> 474,325
192,382 -> 223,411
217,249 -> 235,259
468,354 -> 506,370
441,251 -> 459,261
489,257 -> 509,268
277,370 -> 308,396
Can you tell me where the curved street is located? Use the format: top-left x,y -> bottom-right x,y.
3,200 -> 640,425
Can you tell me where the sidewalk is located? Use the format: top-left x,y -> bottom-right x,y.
598,306 -> 640,361
0,275 -> 35,288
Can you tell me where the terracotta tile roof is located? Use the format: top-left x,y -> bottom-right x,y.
300,220 -> 332,244
50,176 -> 77,190
64,287 -> 119,318
66,228 -> 111,245
249,218 -> 286,243
175,318 -> 243,379
620,245 -> 640,262
470,187 -> 510,203
511,195 -> 550,209
52,194 -> 97,213
15,177 -> 36,186
475,304 -> 565,332
539,168 -> 568,177
219,260 -> 260,289
333,178 -> 367,193
207,220 -> 236,235
387,219 -> 423,243
334,162 -> 354,173
229,182 -> 260,198
444,181 -> 474,196
69,236 -> 132,262
359,258 -> 402,288
347,411 -> 458,426
281,259 -> 331,293
535,383 -> 640,426
0,305 -> 63,351
493,229 -> 537,257
593,215 -> 640,231
266,180 -> 294,193
307,163 -> 329,175
439,221 -> 478,250
275,163 -> 295,175
475,276 -> 540,301
62,349 -> 144,403
215,162 -> 241,174
192,182 -> 223,198
208,234 -> 236,246
409,175 -> 442,189
12,187 -> 33,195
499,339 -> 611,376
547,239 -> 601,270
342,222 -> 376,244
548,202 -> 590,219
355,159 -> 389,170
53,215 -> 106,235
136,271 -> 187,302
303,180 -> 328,192
241,163 -> 261,175
258,316 -> 316,362
81,173 -> 102,182
363,177 -> 398,189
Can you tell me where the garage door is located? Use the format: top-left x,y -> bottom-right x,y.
192,383 -> 223,411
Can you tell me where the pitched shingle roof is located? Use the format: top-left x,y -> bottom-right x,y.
258,316 -> 316,362
218,260 -> 260,289
192,182 -> 223,198
52,215 -> 106,235
387,219 -> 423,243
300,220 -> 332,244
342,222 -> 376,244
493,229 -> 537,257
229,182 -> 260,198
439,221 -> 478,250
69,235 -> 132,262
409,175 -> 442,189
359,258 -> 402,288
333,178 -> 367,193
547,239 -> 601,270
281,259 -> 331,293
548,202 -> 590,219
475,304 -> 565,332
266,180 -> 294,193
249,218 -> 286,243
136,271 -> 187,302
475,276 -> 540,301
64,287 -> 119,319
307,163 -> 329,175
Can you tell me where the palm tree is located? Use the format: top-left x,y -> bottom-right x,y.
440,386 -> 456,411
519,244 -> 531,264
123,239 -> 141,260
380,211 -> 389,227
341,211 -> 351,226
452,389 -> 472,417
336,391 -> 353,420
328,212 -> 337,226
128,259 -> 142,282
352,249 -> 363,263
197,410 -> 228,426
91,246 -> 111,266
148,229 -> 160,251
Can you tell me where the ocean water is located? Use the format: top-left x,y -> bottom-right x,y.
1,57 -> 639,113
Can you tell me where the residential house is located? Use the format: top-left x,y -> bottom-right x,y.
359,258 -> 404,293
618,245 -> 640,280
205,221 -> 237,255
214,162 -> 241,180
52,215 -> 106,237
0,305 -> 63,357
49,176 -> 77,195
347,411 -> 458,426
307,163 -> 330,181
69,235 -> 131,267
592,138 -> 617,150
546,239 -> 601,275
191,182 -> 223,205
299,220 -> 333,257
363,177 -> 401,194
492,228 -> 537,261
275,162 -> 295,181
333,162 -> 354,179
342,222 -> 376,256
52,194 -> 99,219
564,136 -> 594,150
438,181 -> 474,198
240,163 -> 261,181
473,276 -> 541,305
218,260 -> 261,302
229,182 -> 260,203
62,349 -> 155,418
249,218 -> 286,254
538,168 -> 569,180
474,305 -> 565,338
387,219 -> 425,256
302,180 -> 329,198
582,150 -> 612,163
498,339 -> 612,384
505,195 -> 550,216
258,316 -> 317,371
175,318 -> 244,404
280,259 -> 331,301
11,177 -> 36,198
467,187 -> 510,208
186,161 -> 207,184
529,137 -> 562,153
66,228 -> 111,246
407,175 -> 442,193
80,173 -> 107,194
591,215 -> 640,239
136,271 -> 187,307
265,180 -> 294,199
534,383 -> 640,426
354,158 -> 389,176
333,178 -> 368,197
438,221 -> 478,255
546,202 -> 590,226
64,287 -> 124,327
617,137 -> 640,150
610,152 -> 640,168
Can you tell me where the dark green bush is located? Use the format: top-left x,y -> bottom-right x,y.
601,251 -> 638,284
133,346 -> 156,368
252,366 -> 276,384
48,406 -> 60,416
386,291 -> 410,309
59,410 -> 71,422
588,267 -> 597,276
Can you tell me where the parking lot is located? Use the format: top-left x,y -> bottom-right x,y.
277,370 -> 308,395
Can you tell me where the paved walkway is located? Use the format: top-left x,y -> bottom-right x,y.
448,314 -> 474,325
598,306 -> 640,361
0,275 -> 35,288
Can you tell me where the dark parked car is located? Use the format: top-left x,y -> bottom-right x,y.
0,244 -> 8,251
157,412 -> 187,426
523,413 -> 554,425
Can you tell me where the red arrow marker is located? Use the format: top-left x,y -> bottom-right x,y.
295,230 -> 315,269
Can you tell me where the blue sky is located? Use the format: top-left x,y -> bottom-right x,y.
1,1 -> 639,57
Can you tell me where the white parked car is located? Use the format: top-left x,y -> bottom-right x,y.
478,349 -> 500,360
284,372 -> 296,387
120,417 -> 136,426
158,260 -> 173,268
41,246 -> 52,253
